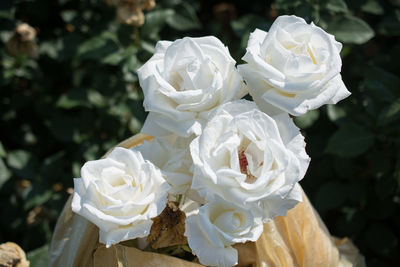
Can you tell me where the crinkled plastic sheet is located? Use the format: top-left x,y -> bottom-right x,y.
49,134 -> 365,267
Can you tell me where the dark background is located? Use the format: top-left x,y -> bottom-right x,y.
0,0 -> 399,266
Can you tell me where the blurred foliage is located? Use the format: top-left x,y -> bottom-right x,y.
0,0 -> 399,266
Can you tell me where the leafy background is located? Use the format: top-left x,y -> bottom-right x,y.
0,0 -> 399,266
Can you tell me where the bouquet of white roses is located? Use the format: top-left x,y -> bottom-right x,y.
50,15 -> 364,267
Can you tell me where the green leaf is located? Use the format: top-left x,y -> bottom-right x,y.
181,244 -> 192,253
87,90 -> 106,107
41,151 -> 65,179
0,141 -> 6,158
77,32 -> 119,61
72,161 -> 82,178
327,104 -> 347,123
24,186 -> 53,209
48,113 -> 76,142
231,15 -> 271,50
122,55 -> 140,82
60,10 -> 77,23
378,98 -> 400,125
364,67 -> 399,102
101,50 -> 124,65
315,181 -> 347,211
0,0 -> 13,11
0,158 -> 11,188
7,150 -> 38,179
129,117 -> 142,133
0,5 -> 14,20
60,33 -> 84,61
231,14 -> 270,38
395,158 -> 400,188
274,0 -> 302,9
327,15 -> 374,44
375,176 -> 397,199
57,0 -> 70,6
368,151 -> 391,179
367,199 -> 396,220
56,88 -> 89,109
166,2 -> 201,31
361,0 -> 384,15
367,224 -> 398,255
296,3 -> 319,22
345,181 -> 367,203
336,208 -> 366,236
294,109 -> 319,129
325,0 -> 348,13
142,9 -> 175,40
140,40 -> 155,54
83,144 -> 100,161
123,45 -> 139,58
39,40 -> 63,59
27,244 -> 49,267
333,157 -> 356,179
378,10 -> 400,36
325,124 -> 374,157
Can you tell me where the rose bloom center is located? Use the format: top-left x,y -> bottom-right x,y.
238,150 -> 258,184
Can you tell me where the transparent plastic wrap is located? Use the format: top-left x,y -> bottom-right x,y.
49,134 -> 365,267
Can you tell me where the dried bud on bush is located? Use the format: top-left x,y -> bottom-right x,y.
14,24 -> 36,42
117,3 -> 145,27
26,206 -> 42,225
26,206 -> 51,225
143,0 -> 156,11
6,23 -> 38,59
0,242 -> 29,267
108,0 -> 155,27
15,180 -> 31,196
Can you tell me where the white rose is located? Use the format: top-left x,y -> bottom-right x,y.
71,147 -> 170,247
190,100 -> 310,221
185,198 -> 263,267
135,137 -> 193,195
138,36 -> 247,137
238,15 -> 351,116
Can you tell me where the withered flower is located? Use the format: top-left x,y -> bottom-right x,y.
0,242 -> 30,267
117,3 -> 145,27
6,23 -> 38,59
147,202 -> 187,249
143,0 -> 155,11
107,0 -> 156,27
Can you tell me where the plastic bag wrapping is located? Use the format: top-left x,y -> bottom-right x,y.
334,238 -> 366,267
49,134 -> 365,267
93,245 -> 202,267
253,192 -> 340,267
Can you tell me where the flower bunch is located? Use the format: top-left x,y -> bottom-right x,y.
72,15 -> 350,267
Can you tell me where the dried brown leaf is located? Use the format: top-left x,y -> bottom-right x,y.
147,202 -> 187,249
